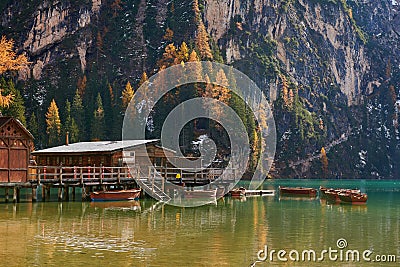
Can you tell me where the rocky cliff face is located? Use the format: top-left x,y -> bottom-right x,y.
205,0 -> 379,105
203,0 -> 400,178
1,0 -> 399,178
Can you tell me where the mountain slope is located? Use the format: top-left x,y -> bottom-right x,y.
1,0 -> 399,178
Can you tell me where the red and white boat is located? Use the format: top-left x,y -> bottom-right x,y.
229,187 -> 246,198
90,188 -> 141,201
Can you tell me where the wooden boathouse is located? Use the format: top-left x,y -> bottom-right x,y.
30,139 -> 176,201
0,116 -> 34,183
0,116 -> 34,202
1,124 -> 237,202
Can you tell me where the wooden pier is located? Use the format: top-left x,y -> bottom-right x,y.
0,165 -> 237,203
244,189 -> 275,196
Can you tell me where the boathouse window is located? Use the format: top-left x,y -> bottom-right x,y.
79,156 -> 82,165
88,156 -> 91,164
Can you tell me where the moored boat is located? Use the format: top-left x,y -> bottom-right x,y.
90,188 -> 141,201
320,187 -> 361,203
279,186 -> 317,197
319,186 -> 329,197
184,189 -> 217,199
229,187 -> 246,197
338,192 -> 368,204
325,190 -> 341,204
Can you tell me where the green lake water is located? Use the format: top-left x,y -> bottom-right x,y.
0,180 -> 399,266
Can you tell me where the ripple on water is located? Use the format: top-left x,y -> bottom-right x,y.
33,232 -> 157,258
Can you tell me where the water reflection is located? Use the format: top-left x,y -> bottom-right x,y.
0,190 -> 399,266
90,200 -> 142,212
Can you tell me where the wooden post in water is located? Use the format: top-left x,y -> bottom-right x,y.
64,186 -> 69,201
5,188 -> 9,203
13,187 -> 19,203
162,166 -> 166,193
72,186 -> 76,201
58,187 -> 63,202
32,187 -> 37,202
46,186 -> 51,200
81,185 -> 86,201
41,185 -> 46,201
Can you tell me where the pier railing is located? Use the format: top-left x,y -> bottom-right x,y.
28,165 -> 237,186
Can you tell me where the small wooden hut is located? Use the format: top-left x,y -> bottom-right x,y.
0,116 -> 34,183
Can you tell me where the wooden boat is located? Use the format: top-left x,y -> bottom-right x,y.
184,189 -> 217,199
325,190 -> 341,204
338,192 -> 368,204
279,186 -> 317,197
90,188 -> 141,201
319,186 -> 329,197
320,186 -> 361,203
229,187 -> 246,197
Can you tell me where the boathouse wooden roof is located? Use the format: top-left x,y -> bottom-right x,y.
32,140 -> 158,155
0,116 -> 34,139
31,139 -> 176,168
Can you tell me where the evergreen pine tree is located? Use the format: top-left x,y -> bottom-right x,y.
0,78 -> 12,110
91,93 -> 105,141
71,89 -> 84,140
46,99 -> 62,147
1,79 -> 26,125
64,100 -> 79,143
28,112 -> 38,140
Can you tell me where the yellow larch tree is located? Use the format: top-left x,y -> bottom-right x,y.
0,36 -> 29,108
280,74 -> 289,107
321,147 -> 328,177
163,28 -> 174,42
177,42 -> 190,62
0,36 -> 29,74
46,99 -> 62,146
195,22 -> 213,60
214,68 -> 231,104
122,81 -> 134,109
